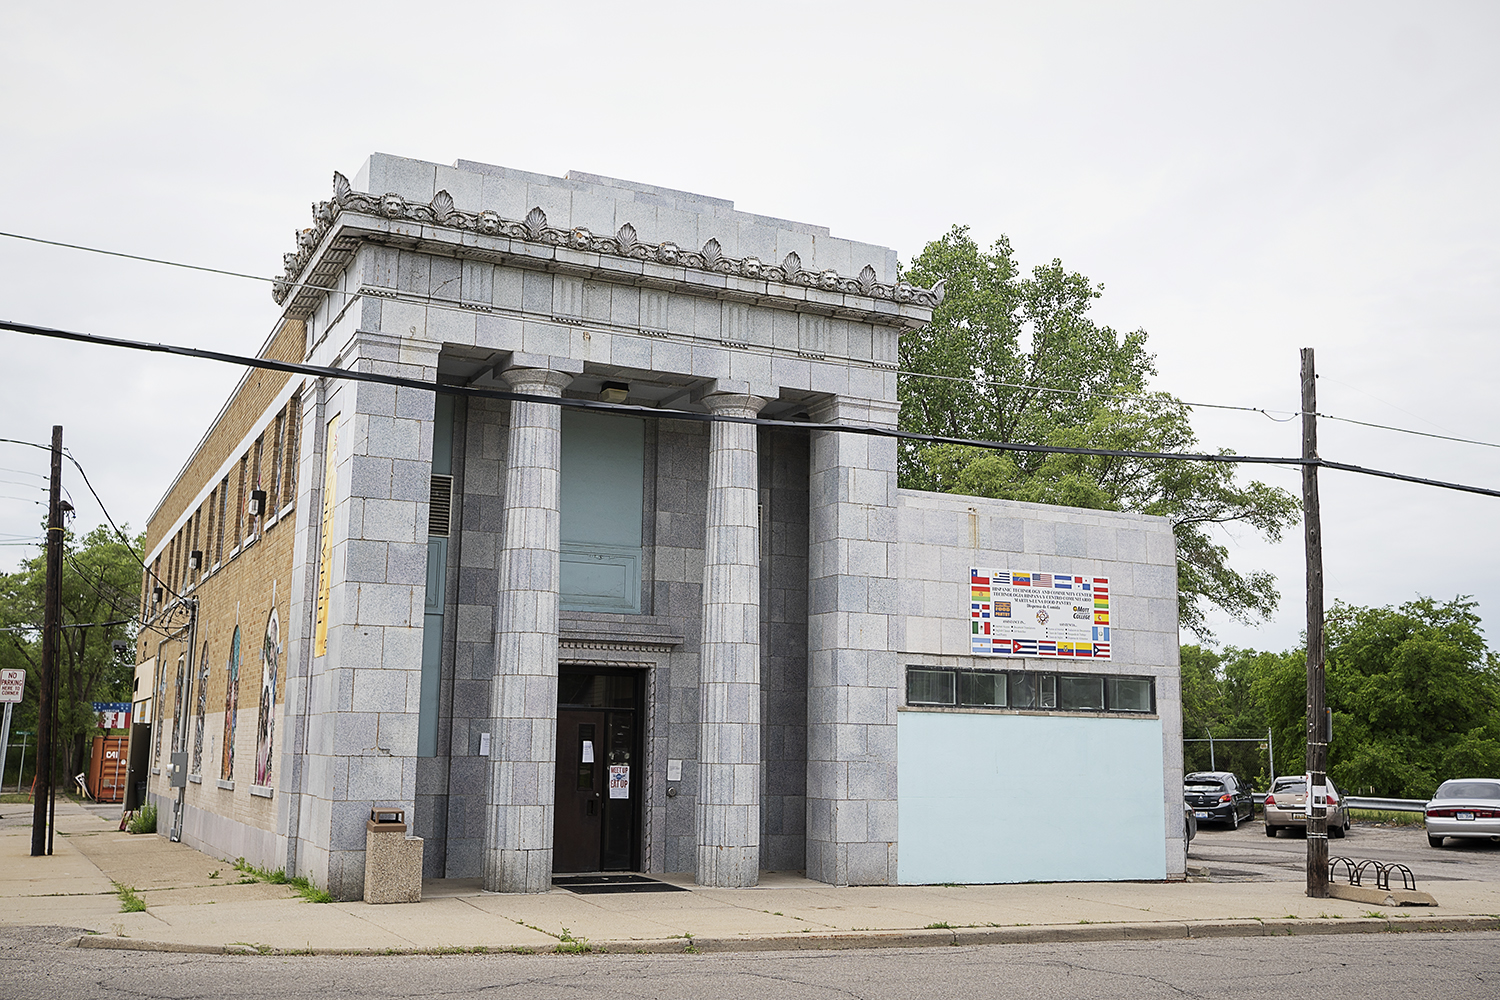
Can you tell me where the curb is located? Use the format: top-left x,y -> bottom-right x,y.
58,914 -> 1500,957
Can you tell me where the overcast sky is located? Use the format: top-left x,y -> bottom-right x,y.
2,2 -> 1496,654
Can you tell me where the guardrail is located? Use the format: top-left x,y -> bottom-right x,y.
1250,793 -> 1426,813
1344,796 -> 1426,813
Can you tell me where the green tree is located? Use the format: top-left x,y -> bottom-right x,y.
900,226 -> 1300,639
0,524 -> 142,784
1242,597 -> 1500,798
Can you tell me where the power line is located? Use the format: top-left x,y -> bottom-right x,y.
1314,412 -> 1500,450
10,230 -> 1494,448
56,443 -> 179,607
4,317 -> 1499,502
0,230 -> 286,290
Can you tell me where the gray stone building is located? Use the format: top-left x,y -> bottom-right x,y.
141,153 -> 1186,900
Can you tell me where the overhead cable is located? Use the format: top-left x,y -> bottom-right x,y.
13,228 -> 1494,445
5,317 -> 1499,502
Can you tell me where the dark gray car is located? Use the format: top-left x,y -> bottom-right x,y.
1185,771 -> 1254,829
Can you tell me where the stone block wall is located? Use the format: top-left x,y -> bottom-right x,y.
894,490 -> 1186,876
759,428 -> 809,872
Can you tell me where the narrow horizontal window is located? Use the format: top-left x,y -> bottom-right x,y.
1106,676 -> 1153,713
1059,675 -> 1105,711
907,669 -> 955,706
959,671 -> 1006,708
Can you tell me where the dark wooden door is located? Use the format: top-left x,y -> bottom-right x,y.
553,709 -> 604,873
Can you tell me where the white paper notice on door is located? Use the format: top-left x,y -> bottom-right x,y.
609,765 -> 629,798
581,740 -> 594,763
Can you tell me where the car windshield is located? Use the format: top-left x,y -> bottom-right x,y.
1273,779 -> 1306,793
1186,781 -> 1225,792
1435,781 -> 1500,800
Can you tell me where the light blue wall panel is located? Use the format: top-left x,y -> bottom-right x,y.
560,410 -> 644,613
897,711 -> 1166,884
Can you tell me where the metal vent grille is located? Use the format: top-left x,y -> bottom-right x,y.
429,474 -> 454,538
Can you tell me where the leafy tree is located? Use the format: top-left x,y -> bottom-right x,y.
1240,597 -> 1500,798
1181,644 -> 1283,785
900,226 -> 1300,639
0,524 -> 142,784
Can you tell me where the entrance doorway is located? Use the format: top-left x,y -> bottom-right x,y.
553,668 -> 642,873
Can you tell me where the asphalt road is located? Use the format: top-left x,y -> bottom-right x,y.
1188,816 -> 1500,886
2,924 -> 1495,1000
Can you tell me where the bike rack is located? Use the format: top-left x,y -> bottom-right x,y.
1328,856 -> 1419,891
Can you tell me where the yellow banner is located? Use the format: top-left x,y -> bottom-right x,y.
312,415 -> 339,657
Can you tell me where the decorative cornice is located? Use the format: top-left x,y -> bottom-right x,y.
274,172 -> 945,311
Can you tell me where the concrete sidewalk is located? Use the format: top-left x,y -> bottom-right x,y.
3,800 -> 1497,956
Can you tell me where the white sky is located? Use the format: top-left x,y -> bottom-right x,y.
2,2 -> 1496,653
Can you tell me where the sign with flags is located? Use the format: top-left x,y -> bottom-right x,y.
969,568 -> 1111,659
93,702 -> 131,729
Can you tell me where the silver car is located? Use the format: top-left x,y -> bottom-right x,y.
1263,775 -> 1348,838
1425,778 -> 1500,848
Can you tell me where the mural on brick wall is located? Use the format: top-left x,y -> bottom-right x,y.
221,625 -> 240,782
153,652 -> 171,766
191,640 -> 209,775
254,605 -> 281,787
169,651 -> 187,752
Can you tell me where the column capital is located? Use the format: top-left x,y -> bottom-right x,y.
700,392 -> 768,420
500,366 -> 576,397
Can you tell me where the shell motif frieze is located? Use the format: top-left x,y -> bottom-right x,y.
273,171 -> 946,309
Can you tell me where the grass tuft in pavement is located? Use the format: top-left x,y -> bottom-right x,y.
114,882 -> 146,913
232,857 -> 334,902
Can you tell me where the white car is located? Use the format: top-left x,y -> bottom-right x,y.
1425,778 -> 1500,848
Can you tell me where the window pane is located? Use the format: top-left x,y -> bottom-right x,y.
907,669 -> 955,706
1010,672 -> 1037,708
1039,673 -> 1057,709
1060,675 -> 1103,710
960,672 -> 1006,707
1106,676 -> 1152,712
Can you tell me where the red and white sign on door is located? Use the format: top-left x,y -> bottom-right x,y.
0,669 -> 23,704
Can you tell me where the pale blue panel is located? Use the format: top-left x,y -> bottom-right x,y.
560,410 -> 644,547
560,542 -> 641,614
897,712 -> 1166,884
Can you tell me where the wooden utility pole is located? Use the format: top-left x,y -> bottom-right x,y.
31,426 -> 62,857
1301,350 -> 1329,897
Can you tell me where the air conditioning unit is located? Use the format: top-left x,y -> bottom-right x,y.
248,489 -> 267,516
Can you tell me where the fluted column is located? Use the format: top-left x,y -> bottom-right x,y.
484,366 -> 573,893
696,392 -> 767,887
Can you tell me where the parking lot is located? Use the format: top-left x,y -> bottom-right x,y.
1188,814 -> 1500,886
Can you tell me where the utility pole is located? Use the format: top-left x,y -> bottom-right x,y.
1301,350 -> 1329,898
31,426 -> 62,857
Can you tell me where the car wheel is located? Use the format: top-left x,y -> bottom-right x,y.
1265,824 -> 1277,838
1428,833 -> 1444,848
1330,821 -> 1345,839
1229,808 -> 1239,830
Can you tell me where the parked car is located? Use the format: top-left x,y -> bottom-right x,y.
1184,771 -> 1254,829
1425,778 -> 1500,848
1263,775 -> 1348,838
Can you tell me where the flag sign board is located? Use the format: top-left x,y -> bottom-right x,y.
93,702 -> 131,729
969,568 -> 1111,659
0,669 -> 23,703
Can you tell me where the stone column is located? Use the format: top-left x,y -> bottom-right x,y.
484,364 -> 575,893
806,395 -> 902,886
696,392 -> 767,888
